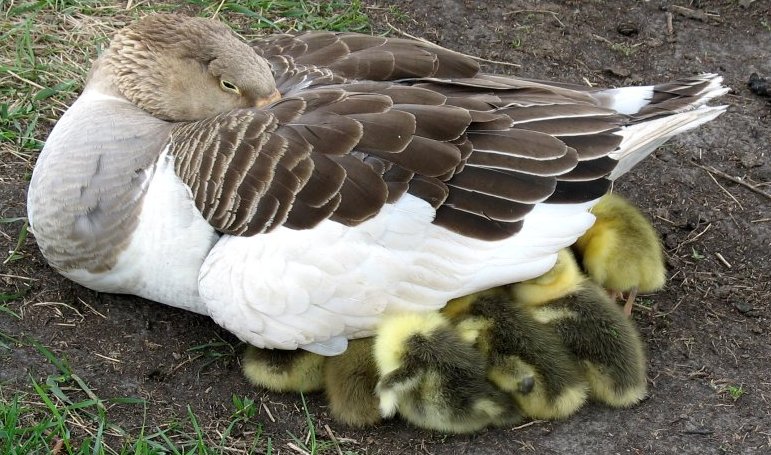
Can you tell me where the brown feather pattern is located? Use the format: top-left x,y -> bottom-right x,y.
637,77 -> 719,118
167,32 -> 721,240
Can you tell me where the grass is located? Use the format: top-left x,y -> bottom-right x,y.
214,0 -> 369,32
0,1 -> 369,453
0,333 -> 357,454
2,218 -> 29,265
609,42 -> 637,57
710,380 -> 747,403
726,384 -> 745,401
186,337 -> 242,379
0,385 -> 271,454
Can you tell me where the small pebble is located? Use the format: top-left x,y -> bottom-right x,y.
740,151 -> 763,168
605,66 -> 632,78
732,300 -> 754,315
748,73 -> 768,97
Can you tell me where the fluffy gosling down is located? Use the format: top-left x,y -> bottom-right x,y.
510,249 -> 648,407
242,346 -> 325,393
374,312 -> 522,433
324,338 -> 382,428
244,339 -> 383,428
443,289 -> 589,420
573,193 -> 667,316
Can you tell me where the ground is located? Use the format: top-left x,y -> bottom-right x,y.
1,0 -> 769,454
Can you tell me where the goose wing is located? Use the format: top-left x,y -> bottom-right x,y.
167,81 -> 606,241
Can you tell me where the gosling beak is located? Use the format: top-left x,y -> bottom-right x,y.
254,89 -> 281,108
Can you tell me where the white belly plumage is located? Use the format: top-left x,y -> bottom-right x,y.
201,194 -> 597,355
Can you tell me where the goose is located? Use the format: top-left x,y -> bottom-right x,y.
443,290 -> 589,420
242,345 -> 325,392
324,337 -> 382,427
27,13 -> 728,355
374,312 -> 521,433
572,193 -> 667,316
510,249 -> 648,407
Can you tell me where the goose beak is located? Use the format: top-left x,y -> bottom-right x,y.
255,89 -> 281,108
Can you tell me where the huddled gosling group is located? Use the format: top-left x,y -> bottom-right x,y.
242,193 -> 666,433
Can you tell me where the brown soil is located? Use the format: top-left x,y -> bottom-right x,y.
2,1 -> 770,454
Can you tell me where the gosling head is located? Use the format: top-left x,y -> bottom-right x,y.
96,13 -> 279,121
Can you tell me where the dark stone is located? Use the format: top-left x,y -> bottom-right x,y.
617,22 -> 639,36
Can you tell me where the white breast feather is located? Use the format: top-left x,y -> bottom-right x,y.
63,149 -> 218,314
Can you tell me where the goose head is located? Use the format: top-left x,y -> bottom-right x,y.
91,13 -> 279,121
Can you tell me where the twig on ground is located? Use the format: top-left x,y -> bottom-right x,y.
287,442 -> 310,455
705,169 -> 743,209
663,5 -> 721,23
77,297 -> 107,319
504,9 -> 565,28
324,424 -> 344,455
715,252 -> 732,269
261,402 -> 276,423
511,420 -> 546,429
655,296 -> 686,318
681,428 -> 715,435
692,162 -> 771,201
592,34 -> 613,45
93,352 -> 122,363
677,223 -> 712,251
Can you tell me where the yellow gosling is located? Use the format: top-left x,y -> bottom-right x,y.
242,346 -> 325,393
573,193 -> 667,316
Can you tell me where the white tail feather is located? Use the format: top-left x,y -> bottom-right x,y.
608,104 -> 727,180
597,73 -> 729,115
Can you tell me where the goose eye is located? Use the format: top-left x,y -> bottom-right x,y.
220,79 -> 240,94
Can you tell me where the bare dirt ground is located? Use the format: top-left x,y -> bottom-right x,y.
1,0 -> 770,454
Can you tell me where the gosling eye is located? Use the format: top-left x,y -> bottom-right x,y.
220,79 -> 240,95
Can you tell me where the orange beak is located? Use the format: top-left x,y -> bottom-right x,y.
254,89 -> 281,108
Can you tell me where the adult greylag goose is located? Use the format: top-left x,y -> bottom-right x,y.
27,14 -> 728,355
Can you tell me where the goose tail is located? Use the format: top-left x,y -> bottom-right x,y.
595,73 -> 729,180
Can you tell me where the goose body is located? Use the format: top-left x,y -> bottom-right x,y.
242,346 -> 326,392
444,290 -> 589,420
374,312 -> 521,433
28,14 -> 727,354
510,249 -> 648,407
573,193 -> 667,315
324,338 -> 383,428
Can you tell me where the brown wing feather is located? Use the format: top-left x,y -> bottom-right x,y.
448,167 -> 557,204
444,188 -> 532,222
327,154 -> 389,225
637,76 -> 720,118
172,33 -> 647,240
467,147 -> 578,176
407,176 -> 448,209
434,207 -> 524,240
251,32 -> 479,86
